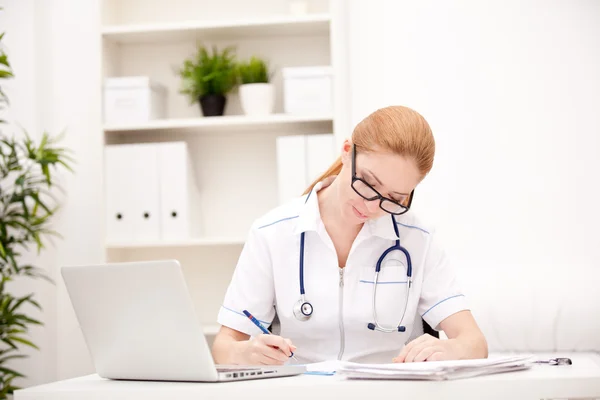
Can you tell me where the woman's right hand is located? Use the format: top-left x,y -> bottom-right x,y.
234,334 -> 297,365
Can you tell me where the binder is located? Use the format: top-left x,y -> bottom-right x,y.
105,145 -> 135,243
306,134 -> 336,184
157,142 -> 201,241
276,135 -> 308,205
129,143 -> 161,242
276,134 -> 337,205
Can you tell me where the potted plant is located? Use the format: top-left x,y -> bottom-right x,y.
0,28 -> 73,398
237,56 -> 275,116
177,44 -> 237,117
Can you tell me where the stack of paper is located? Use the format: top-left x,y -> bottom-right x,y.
336,355 -> 535,381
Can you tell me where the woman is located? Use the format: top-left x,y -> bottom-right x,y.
212,105 -> 488,365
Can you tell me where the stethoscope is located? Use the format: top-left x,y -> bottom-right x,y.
293,192 -> 413,333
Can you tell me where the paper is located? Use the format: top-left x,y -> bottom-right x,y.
302,355 -> 535,379
337,355 -> 535,381
304,360 -> 341,375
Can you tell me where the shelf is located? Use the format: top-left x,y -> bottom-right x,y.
103,114 -> 334,135
106,237 -> 246,250
203,324 -> 220,336
102,13 -> 331,44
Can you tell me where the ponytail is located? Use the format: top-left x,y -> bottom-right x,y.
303,156 -> 342,195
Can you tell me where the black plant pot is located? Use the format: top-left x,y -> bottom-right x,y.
199,94 -> 226,117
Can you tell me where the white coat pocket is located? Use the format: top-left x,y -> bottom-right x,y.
359,258 -> 410,330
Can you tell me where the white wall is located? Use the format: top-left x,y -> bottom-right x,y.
43,0 -> 104,380
0,0 -> 57,388
347,0 -> 600,351
0,0 -> 103,387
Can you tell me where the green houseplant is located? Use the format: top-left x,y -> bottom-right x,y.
237,56 -> 275,116
0,25 -> 73,398
177,44 -> 237,117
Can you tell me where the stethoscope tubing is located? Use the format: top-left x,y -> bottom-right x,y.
295,204 -> 413,332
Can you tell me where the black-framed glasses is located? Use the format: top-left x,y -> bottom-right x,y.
351,144 -> 414,215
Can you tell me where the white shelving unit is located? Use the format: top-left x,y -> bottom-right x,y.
100,0 -> 350,341
106,236 -> 247,250
102,13 -> 332,44
104,114 -> 333,135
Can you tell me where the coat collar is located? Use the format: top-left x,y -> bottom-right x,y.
293,177 -> 399,242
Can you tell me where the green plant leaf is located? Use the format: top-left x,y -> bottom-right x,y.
177,44 -> 238,101
0,53 -> 10,69
0,348 -> 19,357
5,328 -> 27,335
7,385 -> 22,395
0,354 -> 27,364
5,321 -> 26,330
12,313 -> 42,326
237,56 -> 271,84
0,294 -> 11,311
9,294 -> 37,312
0,367 -> 25,378
5,220 -> 35,236
30,192 -> 53,215
58,159 -> 74,172
1,338 -> 17,349
26,297 -> 41,310
0,84 -> 74,388
9,337 -> 39,350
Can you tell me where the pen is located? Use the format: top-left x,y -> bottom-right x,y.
533,357 -> 572,366
242,310 -> 299,363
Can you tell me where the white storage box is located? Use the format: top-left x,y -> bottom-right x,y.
282,66 -> 333,115
103,76 -> 167,124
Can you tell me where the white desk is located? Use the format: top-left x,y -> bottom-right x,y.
15,353 -> 600,400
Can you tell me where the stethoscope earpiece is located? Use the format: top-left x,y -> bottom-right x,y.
367,322 -> 406,332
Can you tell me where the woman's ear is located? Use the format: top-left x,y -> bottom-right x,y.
340,139 -> 352,166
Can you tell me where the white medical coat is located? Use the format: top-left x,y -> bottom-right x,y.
217,182 -> 468,363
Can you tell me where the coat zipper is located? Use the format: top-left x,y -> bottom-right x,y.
337,267 -> 345,360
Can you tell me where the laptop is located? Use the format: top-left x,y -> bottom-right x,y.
61,259 -> 306,382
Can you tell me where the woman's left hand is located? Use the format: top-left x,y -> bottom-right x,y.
393,334 -> 463,363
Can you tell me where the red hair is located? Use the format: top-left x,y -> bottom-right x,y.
304,105 -> 435,200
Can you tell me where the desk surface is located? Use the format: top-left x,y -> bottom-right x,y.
15,353 -> 600,400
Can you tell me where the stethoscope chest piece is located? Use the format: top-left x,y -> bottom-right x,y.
293,298 -> 313,321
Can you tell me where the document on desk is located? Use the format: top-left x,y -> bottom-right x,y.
304,355 -> 535,380
337,355 -> 536,381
